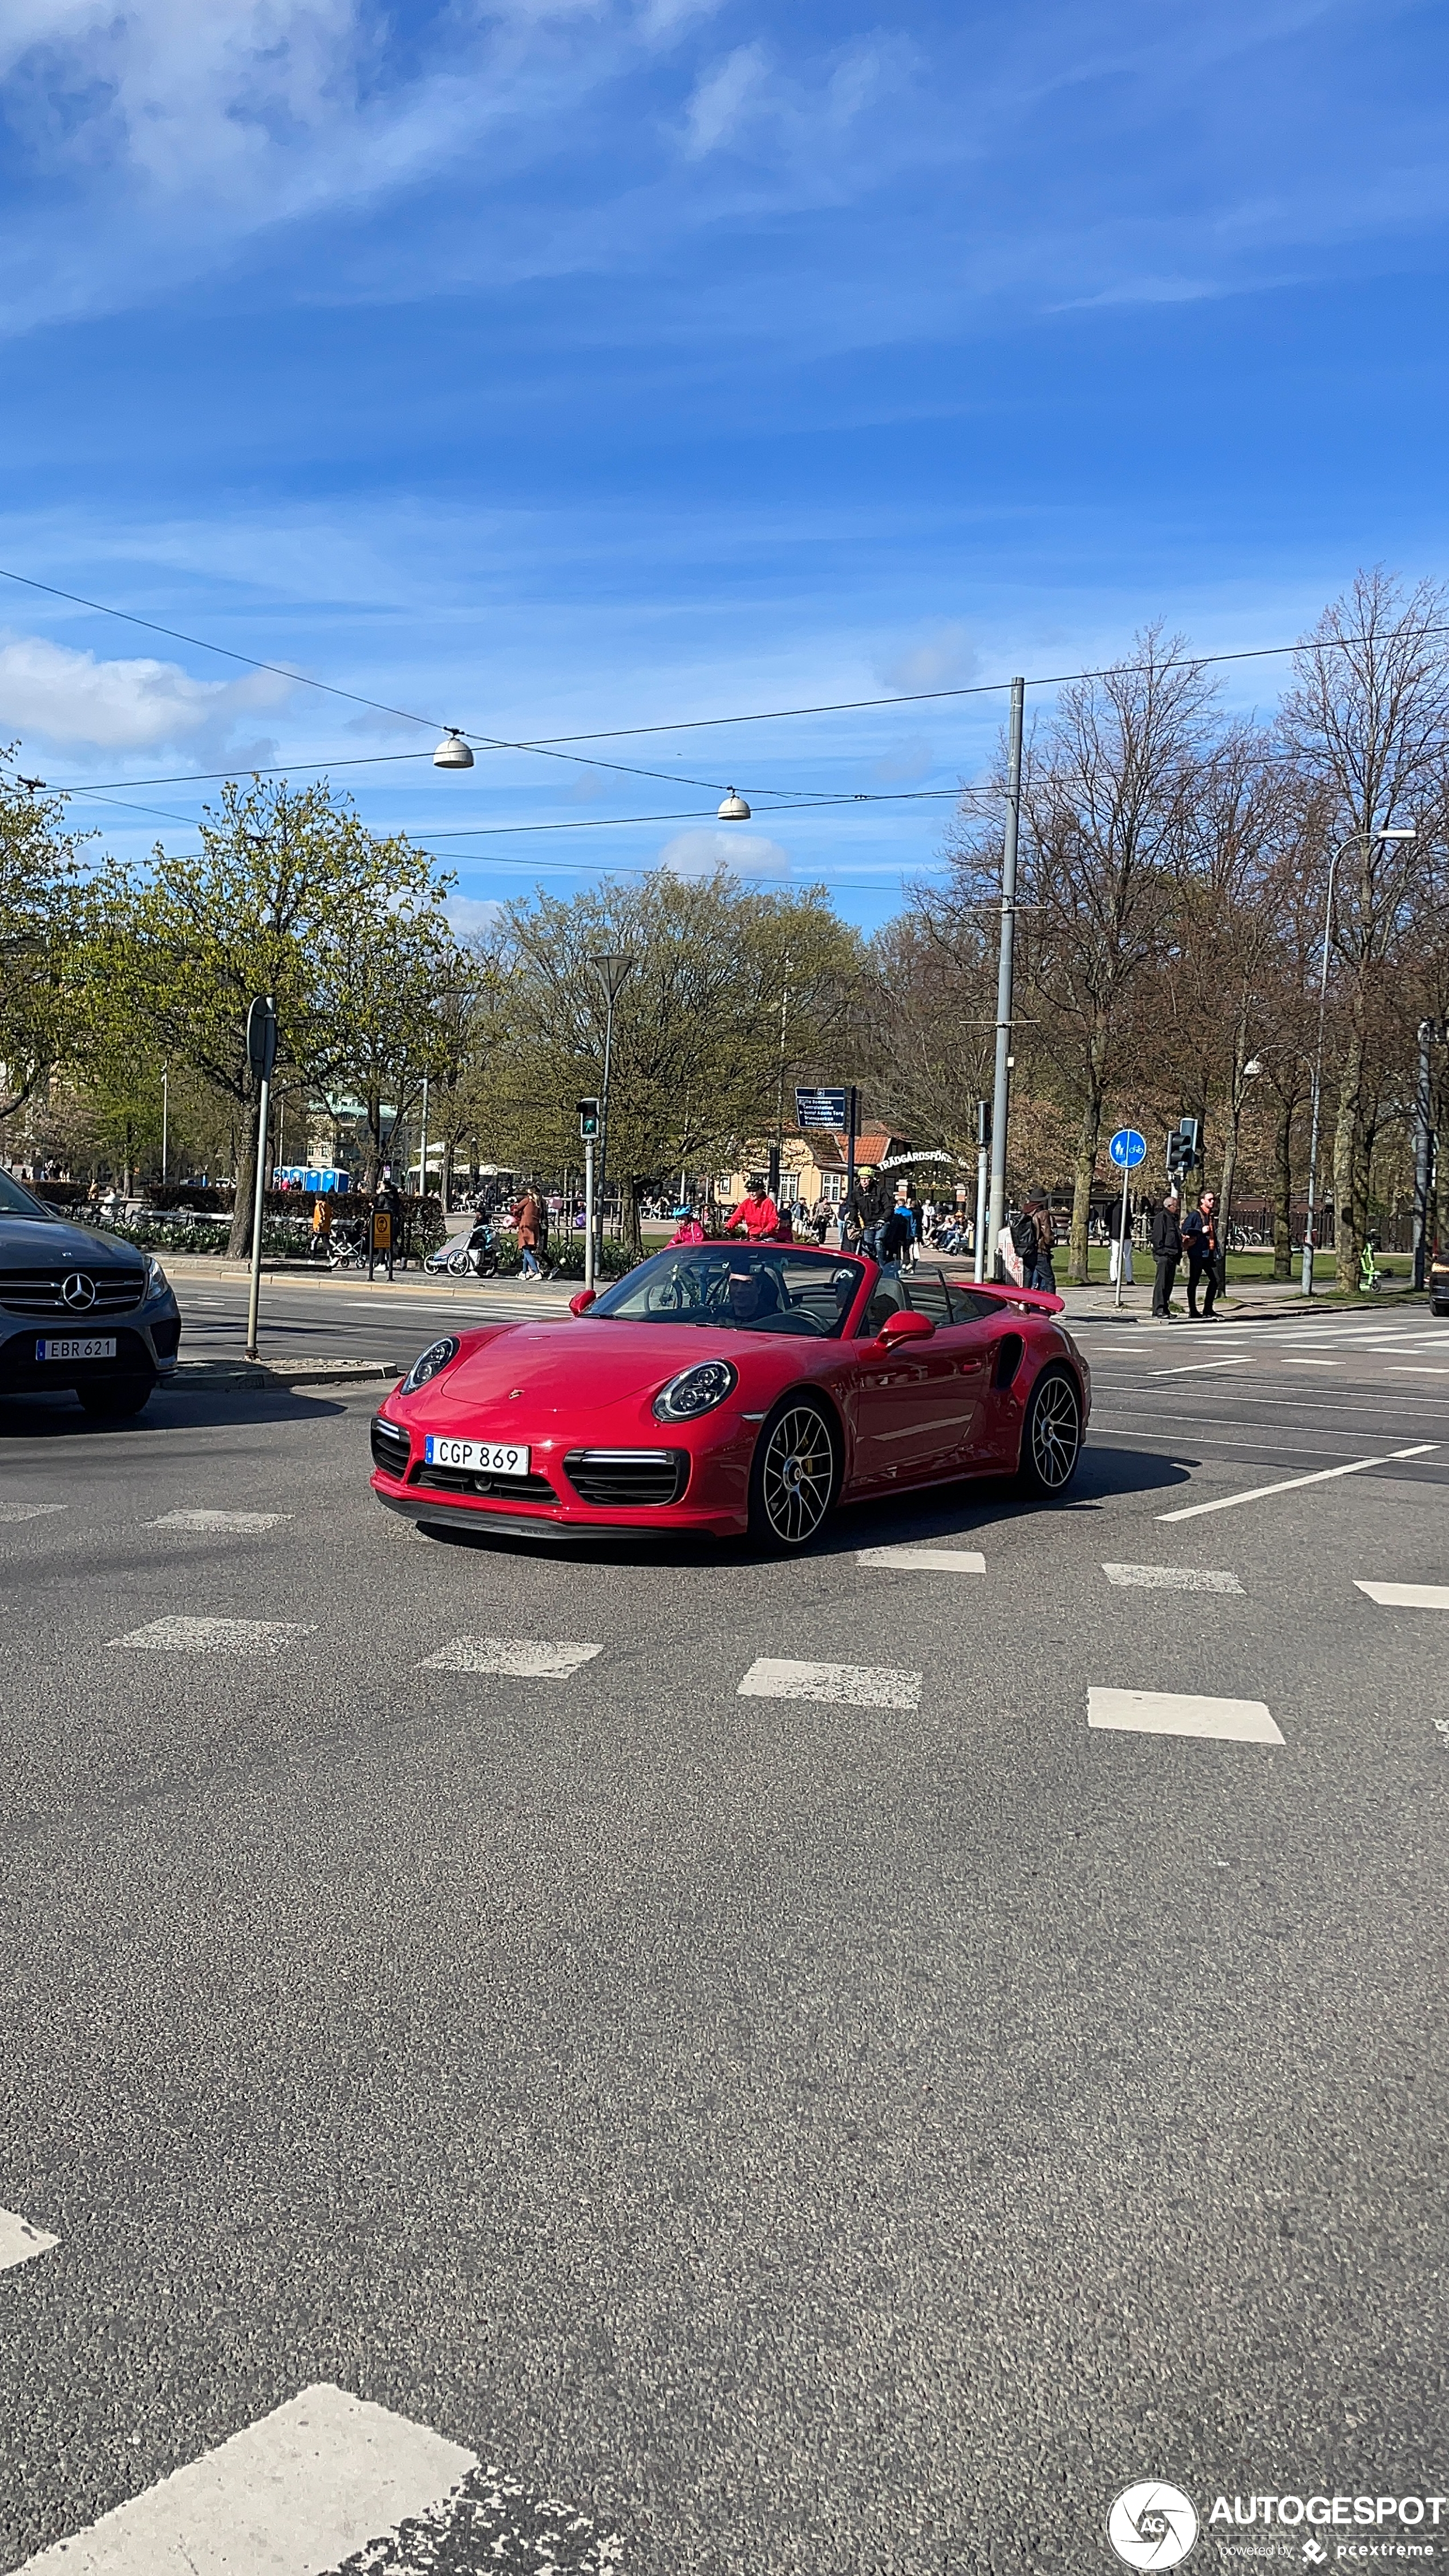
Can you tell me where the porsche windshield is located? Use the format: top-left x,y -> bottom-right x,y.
591,1245 -> 864,1338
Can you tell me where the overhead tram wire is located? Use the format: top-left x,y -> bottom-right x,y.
7,562 -> 1449,795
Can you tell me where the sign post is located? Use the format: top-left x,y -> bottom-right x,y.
578,1099 -> 600,1290
1108,1127 -> 1147,1310
794,1087 -> 855,1244
974,1099 -> 990,1283
244,995 -> 278,1360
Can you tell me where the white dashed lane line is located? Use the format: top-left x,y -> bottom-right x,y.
738,1658 -> 922,1710
0,1502 -> 68,1524
111,1618 -> 318,1654
149,1510 -> 291,1533
1103,1564 -> 1244,1593
856,1545 -> 986,1572
1148,1357 -> 1255,1378
1355,1582 -> 1449,1611
1159,1443 -> 1439,1520
0,2208 -> 59,2273
12,2383 -> 475,2576
1088,1687 -> 1284,1745
421,1637 -> 604,1678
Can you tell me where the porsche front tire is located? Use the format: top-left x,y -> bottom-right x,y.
748,1398 -> 840,1551
1015,1366 -> 1082,1497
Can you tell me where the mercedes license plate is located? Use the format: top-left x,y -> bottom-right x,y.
37,1336 -> 118,1362
424,1435 -> 530,1475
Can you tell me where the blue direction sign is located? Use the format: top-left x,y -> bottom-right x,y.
794,1086 -> 850,1131
1109,1127 -> 1147,1170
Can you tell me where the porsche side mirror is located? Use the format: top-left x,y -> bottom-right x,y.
569,1288 -> 597,1315
877,1307 -> 934,1347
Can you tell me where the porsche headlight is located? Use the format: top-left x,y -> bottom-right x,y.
653,1358 -> 737,1423
400,1335 -> 460,1395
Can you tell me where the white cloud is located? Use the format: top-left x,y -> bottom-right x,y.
869,734 -> 936,785
876,622 -> 980,696
0,633 -> 289,751
683,42 -> 769,156
658,825 -> 789,880
447,892 -> 504,938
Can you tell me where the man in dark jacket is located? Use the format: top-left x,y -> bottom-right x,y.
847,1165 -> 892,1259
1180,1188 -> 1220,1318
1150,1190 -> 1182,1318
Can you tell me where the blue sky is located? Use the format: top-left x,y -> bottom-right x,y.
1,0 -> 1446,930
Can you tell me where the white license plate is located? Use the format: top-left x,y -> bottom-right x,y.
36,1336 -> 117,1362
424,1435 -> 531,1475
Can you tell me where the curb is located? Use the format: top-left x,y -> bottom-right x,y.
168,1359 -> 402,1392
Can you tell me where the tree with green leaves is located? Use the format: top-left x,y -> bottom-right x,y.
107,777 -> 454,1251
0,753 -> 96,1126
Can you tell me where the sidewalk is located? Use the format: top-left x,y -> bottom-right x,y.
1047,1274 -> 1424,1326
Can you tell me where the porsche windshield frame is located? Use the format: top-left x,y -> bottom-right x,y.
590,1244 -> 865,1339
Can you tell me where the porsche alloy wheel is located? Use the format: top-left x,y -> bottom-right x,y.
750,1400 -> 839,1550
1017,1367 -> 1082,1497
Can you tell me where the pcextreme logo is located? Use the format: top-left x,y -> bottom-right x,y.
1107,2482 -> 1201,2569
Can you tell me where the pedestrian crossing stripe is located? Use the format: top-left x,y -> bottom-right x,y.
1355,1581 -> 1449,1611
11,2385 -> 623,2576
110,1617 -> 318,1654
0,2206 -> 59,2272
0,1501 -> 68,1522
421,1637 -> 604,1678
1088,1686 -> 1283,1744
738,1657 -> 922,1708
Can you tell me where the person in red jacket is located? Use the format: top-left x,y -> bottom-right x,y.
721,1175 -> 780,1240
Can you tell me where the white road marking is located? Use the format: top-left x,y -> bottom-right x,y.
0,1501 -> 68,1523
856,1545 -> 986,1571
1280,1359 -> 1342,1368
1102,1564 -> 1244,1593
1088,1686 -> 1283,1744
111,1617 -> 317,1654
0,2208 -> 59,2271
1355,1581 -> 1449,1610
1148,1357 -> 1254,1378
1389,1367 -> 1449,1376
13,2382 -> 475,2576
738,1657 -> 922,1708
422,1636 -> 604,1678
149,1510 -> 290,1533
1159,1443 -> 1439,1521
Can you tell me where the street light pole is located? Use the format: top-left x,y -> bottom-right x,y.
1301,825 -> 1416,1297
1414,1019 -> 1445,1291
986,677 -> 1025,1263
590,950 -> 637,1269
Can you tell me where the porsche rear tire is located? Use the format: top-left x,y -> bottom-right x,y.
1014,1366 -> 1082,1497
748,1398 -> 839,1552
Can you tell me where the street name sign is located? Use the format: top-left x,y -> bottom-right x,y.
794,1087 -> 850,1131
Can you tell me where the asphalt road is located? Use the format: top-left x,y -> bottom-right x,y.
1,1303 -> 1446,2574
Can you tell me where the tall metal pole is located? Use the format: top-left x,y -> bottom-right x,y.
986,677 -> 1025,1264
1301,840 -> 1346,1299
1414,1020 -> 1434,1293
161,1066 -> 168,1186
844,1086 -> 859,1249
973,1097 -> 989,1283
598,990 -> 616,1269
245,1067 -> 270,1361
418,1072 -> 429,1201
583,1136 -> 596,1291
1114,1166 -> 1131,1309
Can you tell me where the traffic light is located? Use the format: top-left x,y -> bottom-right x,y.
577,1097 -> 600,1139
1168,1116 -> 1202,1177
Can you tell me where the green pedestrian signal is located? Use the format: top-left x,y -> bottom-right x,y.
578,1097 -> 601,1139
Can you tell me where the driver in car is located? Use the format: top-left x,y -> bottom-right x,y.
724,1265 -> 780,1325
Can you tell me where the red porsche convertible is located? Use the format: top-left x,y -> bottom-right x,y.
370,1241 -> 1090,1552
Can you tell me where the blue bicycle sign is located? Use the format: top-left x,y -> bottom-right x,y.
1109,1127 -> 1147,1170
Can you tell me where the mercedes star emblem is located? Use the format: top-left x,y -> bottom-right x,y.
61,1272 -> 98,1312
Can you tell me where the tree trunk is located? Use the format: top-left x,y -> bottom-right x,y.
1068,1082 -> 1104,1283
1272,1092 -> 1294,1279
228,1109 -> 257,1256
1333,1029 -> 1365,1295
621,1178 -> 643,1259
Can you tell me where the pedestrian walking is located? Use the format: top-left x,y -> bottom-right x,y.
1150,1190 -> 1182,1318
512,1184 -> 545,1278
1108,1194 -> 1134,1287
1025,1192 -> 1057,1293
997,1212 -> 1026,1288
1181,1189 -> 1220,1318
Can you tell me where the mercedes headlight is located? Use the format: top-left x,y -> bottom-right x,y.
144,1255 -> 169,1297
653,1358 -> 737,1422
400,1335 -> 460,1395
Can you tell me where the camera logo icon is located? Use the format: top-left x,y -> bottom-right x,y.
1106,2481 -> 1200,2570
